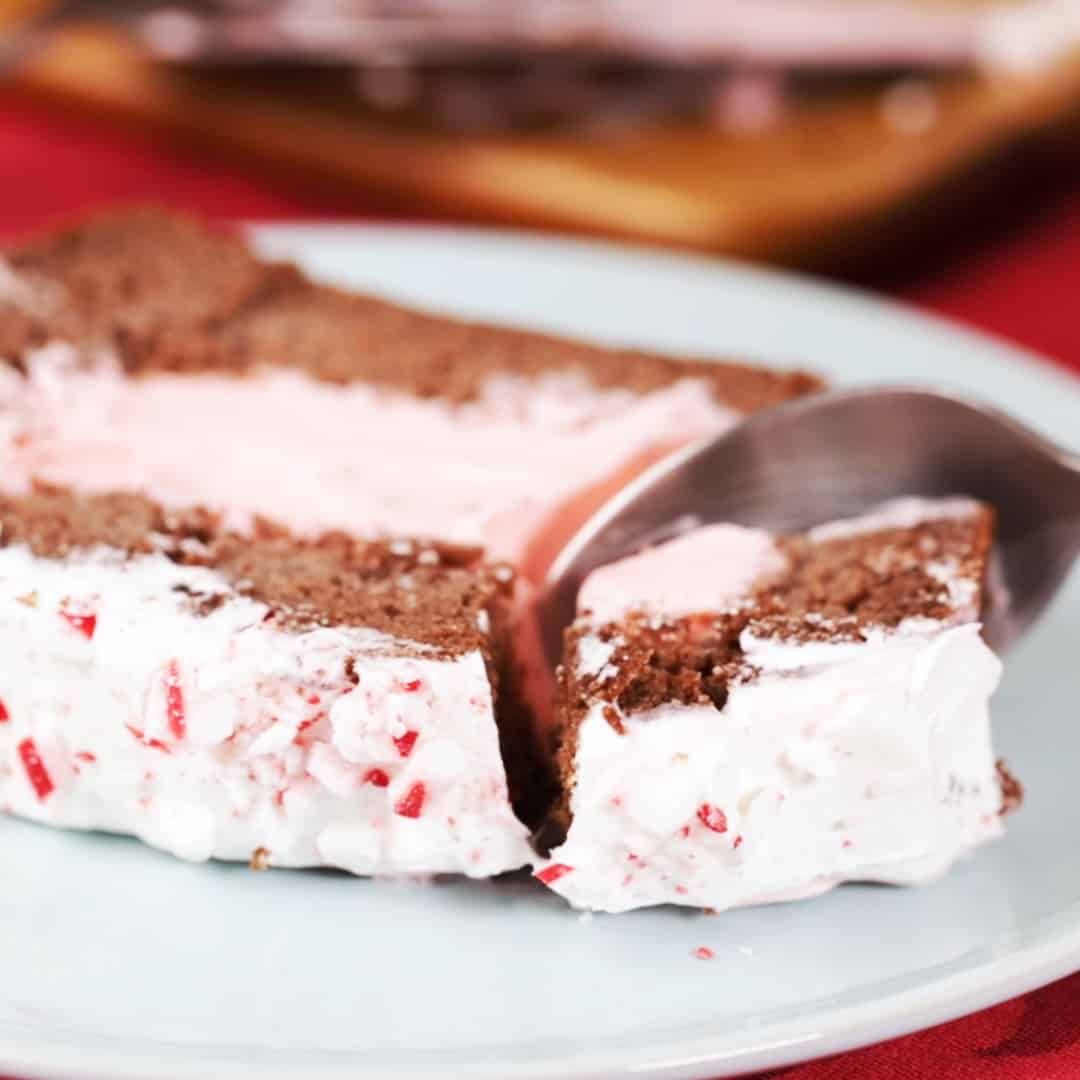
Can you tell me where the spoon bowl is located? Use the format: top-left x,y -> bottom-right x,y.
541,386 -> 1080,667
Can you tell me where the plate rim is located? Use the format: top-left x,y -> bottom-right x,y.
3,900 -> 1080,1080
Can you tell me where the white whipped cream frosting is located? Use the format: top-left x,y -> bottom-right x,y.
0,344 -> 738,564
540,500 -> 1005,912
807,495 -> 982,543
0,545 -> 532,876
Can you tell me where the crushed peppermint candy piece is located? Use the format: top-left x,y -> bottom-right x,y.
59,608 -> 97,639
392,730 -> 419,758
535,863 -> 574,885
18,738 -> 54,800
394,782 -> 427,819
363,767 -> 391,787
697,803 -> 728,833
164,660 -> 185,740
126,724 -> 172,754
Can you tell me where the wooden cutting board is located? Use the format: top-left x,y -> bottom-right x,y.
11,24 -> 1080,271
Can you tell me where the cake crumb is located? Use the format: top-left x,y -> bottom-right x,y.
997,760 -> 1024,815
250,847 -> 271,871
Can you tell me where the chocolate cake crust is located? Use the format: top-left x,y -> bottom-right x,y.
0,487 -> 510,658
1,207 -> 822,410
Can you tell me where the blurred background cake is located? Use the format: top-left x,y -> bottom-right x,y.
3,0 -> 1079,273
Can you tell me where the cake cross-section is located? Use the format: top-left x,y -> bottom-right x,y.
0,489 -> 538,875
539,498 -> 1017,912
0,207 -> 821,877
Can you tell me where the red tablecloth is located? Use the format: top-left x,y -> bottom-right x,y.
1,94 -> 1079,1080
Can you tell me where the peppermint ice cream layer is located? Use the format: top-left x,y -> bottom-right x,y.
0,490 -> 534,876
0,208 -> 820,575
540,497 -> 1018,913
0,347 -> 737,568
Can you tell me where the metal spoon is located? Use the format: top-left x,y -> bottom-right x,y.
540,386 -> 1080,668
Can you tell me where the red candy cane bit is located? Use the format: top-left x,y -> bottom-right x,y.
0,698 -> 8,723
392,730 -> 419,758
394,781 -> 426,819
18,739 -> 54,801
75,751 -> 97,763
694,946 -> 715,961
733,834 -> 744,849
696,803 -> 728,833
164,661 -> 185,740
363,767 -> 390,788
59,609 -> 97,640
125,725 -> 172,754
401,679 -> 423,693
294,713 -> 325,742
534,863 -> 574,885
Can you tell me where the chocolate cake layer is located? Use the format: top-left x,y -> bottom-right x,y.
0,486 -> 509,657
561,504 -> 994,728
1,206 -> 822,408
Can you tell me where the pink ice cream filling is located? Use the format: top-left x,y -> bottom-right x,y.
0,346 -> 738,571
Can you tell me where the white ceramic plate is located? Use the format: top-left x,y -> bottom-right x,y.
2,227 -> 1078,1080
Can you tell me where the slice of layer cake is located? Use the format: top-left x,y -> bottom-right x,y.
0,208 -> 820,573
0,488 -> 537,875
540,498 -> 1017,912
0,208 -> 821,877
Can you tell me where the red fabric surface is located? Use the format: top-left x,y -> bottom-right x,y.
1,93 -> 1079,1080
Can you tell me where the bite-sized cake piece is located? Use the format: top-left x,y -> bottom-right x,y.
539,497 -> 1017,913
0,208 -> 820,571
0,489 -> 537,876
